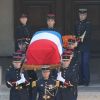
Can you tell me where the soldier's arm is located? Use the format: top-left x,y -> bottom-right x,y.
15,26 -> 22,39
5,68 -> 13,88
81,22 -> 91,43
23,71 -> 29,82
86,22 -> 92,41
62,66 -> 74,87
69,65 -> 79,86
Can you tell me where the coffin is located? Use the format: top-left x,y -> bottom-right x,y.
23,30 -> 63,70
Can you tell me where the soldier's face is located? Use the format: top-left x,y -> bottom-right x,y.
13,61 -> 21,69
47,19 -> 55,28
62,54 -> 73,68
42,70 -> 50,79
79,13 -> 87,21
18,44 -> 26,50
19,17 -> 28,25
62,60 -> 70,68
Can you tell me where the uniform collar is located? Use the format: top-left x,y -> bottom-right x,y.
80,19 -> 87,23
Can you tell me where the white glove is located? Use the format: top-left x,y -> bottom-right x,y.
16,73 -> 26,85
57,72 -> 65,83
7,81 -> 13,87
80,36 -> 84,42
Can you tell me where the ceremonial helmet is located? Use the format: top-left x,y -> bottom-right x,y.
41,65 -> 51,72
78,8 -> 87,14
47,13 -> 55,20
62,50 -> 71,61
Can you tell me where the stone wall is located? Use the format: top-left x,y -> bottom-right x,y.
0,0 -> 14,56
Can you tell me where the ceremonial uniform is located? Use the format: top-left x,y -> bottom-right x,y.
15,14 -> 32,51
32,78 -> 58,100
16,24 -> 32,39
16,14 -> 33,39
5,52 -> 30,100
74,8 -> 91,85
32,67 -> 58,100
16,24 -> 32,51
57,59 -> 78,100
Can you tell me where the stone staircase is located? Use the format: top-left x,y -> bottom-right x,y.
0,84 -> 100,100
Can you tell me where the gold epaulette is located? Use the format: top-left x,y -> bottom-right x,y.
32,81 -> 36,87
55,81 -> 60,87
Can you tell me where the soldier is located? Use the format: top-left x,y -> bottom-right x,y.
46,13 -> 55,30
5,52 -> 30,100
74,8 -> 91,85
32,65 -> 59,100
41,13 -> 58,32
15,13 -> 32,51
16,14 -> 38,99
56,39 -> 79,100
16,13 -> 32,40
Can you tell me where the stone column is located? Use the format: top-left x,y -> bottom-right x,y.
0,66 -> 2,85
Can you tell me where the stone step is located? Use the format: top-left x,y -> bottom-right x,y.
0,85 -> 10,100
0,92 -> 9,100
78,84 -> 100,100
78,92 -> 100,100
0,84 -> 100,100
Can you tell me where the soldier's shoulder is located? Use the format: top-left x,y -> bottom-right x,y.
50,78 -> 58,83
6,66 -> 12,72
51,78 -> 56,81
16,25 -> 22,29
27,24 -> 32,28
86,21 -> 91,24
37,78 -> 43,83
6,68 -> 10,72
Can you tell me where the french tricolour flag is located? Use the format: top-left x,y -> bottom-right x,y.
25,30 -> 63,65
